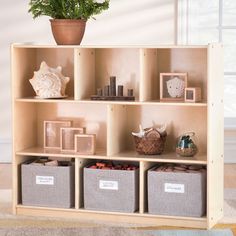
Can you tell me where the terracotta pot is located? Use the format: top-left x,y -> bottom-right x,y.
50,19 -> 86,45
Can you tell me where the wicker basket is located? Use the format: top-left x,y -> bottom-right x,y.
133,129 -> 167,155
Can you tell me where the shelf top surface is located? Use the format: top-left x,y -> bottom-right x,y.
15,97 -> 208,107
12,43 -> 211,49
16,147 -> 207,164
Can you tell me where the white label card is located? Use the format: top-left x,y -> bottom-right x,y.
36,176 -> 54,185
164,183 -> 185,193
99,180 -> 118,190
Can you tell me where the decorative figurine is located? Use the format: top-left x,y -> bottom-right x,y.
30,61 -> 70,99
176,132 -> 198,157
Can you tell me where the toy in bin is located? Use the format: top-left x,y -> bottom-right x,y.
176,132 -> 198,157
132,124 -> 167,155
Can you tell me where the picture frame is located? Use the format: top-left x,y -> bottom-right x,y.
74,134 -> 96,155
185,87 -> 202,103
60,127 -> 86,152
160,73 -> 188,101
44,120 -> 72,149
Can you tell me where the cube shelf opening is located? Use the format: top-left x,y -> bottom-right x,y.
108,104 -> 207,159
12,48 -> 74,99
14,103 -> 107,155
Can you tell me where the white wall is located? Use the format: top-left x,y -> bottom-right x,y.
0,0 -> 177,162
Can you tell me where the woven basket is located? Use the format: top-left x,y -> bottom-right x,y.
133,130 -> 167,155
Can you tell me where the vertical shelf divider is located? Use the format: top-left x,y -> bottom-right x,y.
139,161 -> 153,214
75,158 -> 79,210
140,48 -> 158,102
76,158 -> 91,209
107,104 -> 128,156
74,48 -> 95,100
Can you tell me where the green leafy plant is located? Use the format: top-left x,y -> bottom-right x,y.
29,0 -> 109,20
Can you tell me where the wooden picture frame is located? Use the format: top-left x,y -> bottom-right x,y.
60,127 -> 86,152
185,87 -> 202,103
74,134 -> 96,155
44,120 -> 72,149
160,73 -> 188,101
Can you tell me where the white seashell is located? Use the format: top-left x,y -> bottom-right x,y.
29,61 -> 70,99
156,124 -> 167,134
166,76 -> 185,98
132,124 -> 146,138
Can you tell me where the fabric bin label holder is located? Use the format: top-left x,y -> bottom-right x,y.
99,180 -> 119,190
36,176 -> 54,185
164,183 -> 185,193
85,164 -> 137,191
149,166 -> 188,194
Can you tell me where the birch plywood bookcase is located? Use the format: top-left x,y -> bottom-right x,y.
11,44 -> 223,229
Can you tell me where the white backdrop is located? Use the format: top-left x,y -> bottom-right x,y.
0,0 -> 177,162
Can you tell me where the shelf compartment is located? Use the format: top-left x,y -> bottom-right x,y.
12,47 -> 75,99
16,155 -> 76,207
155,48 -> 208,102
75,48 -> 141,101
107,104 -> 207,158
14,103 -> 107,155
82,160 -> 139,213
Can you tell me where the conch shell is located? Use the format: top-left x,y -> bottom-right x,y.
29,61 -> 70,98
166,76 -> 185,98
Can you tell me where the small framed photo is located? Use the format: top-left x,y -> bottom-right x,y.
185,87 -> 202,103
160,73 -> 187,101
74,134 -> 96,155
44,120 -> 72,149
60,127 -> 86,152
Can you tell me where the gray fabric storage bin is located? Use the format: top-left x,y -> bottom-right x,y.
21,163 -> 75,208
148,167 -> 206,217
84,167 -> 139,212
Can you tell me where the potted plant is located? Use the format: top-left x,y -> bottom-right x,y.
29,0 -> 109,45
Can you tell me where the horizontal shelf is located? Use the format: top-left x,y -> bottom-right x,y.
12,44 -> 209,49
16,147 -> 107,159
16,205 -> 206,221
16,147 -> 207,164
15,98 -> 207,107
113,150 -> 207,164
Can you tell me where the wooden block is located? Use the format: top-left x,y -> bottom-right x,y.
44,120 -> 72,149
90,95 -> 135,101
160,73 -> 188,101
60,127 -> 86,152
118,85 -> 123,96
127,89 -> 134,97
185,87 -> 202,102
110,76 -> 116,96
74,134 -> 96,155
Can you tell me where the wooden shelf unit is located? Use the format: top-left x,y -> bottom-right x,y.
12,44 -> 224,229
